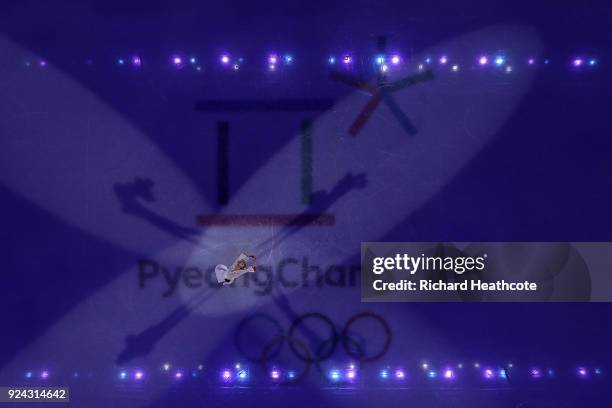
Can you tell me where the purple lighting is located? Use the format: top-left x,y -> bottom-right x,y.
572,57 -> 583,67
39,60 -> 47,67
131,55 -> 142,67
270,369 -> 280,381
395,369 -> 406,379
220,54 -> 230,64
342,55 -> 352,64
174,371 -> 183,379
483,369 -> 494,379
222,370 -> 232,382
172,56 -> 182,66
528,58 -> 535,65
577,367 -> 588,378
439,55 -> 448,64
478,55 -> 488,65
443,369 -> 455,379
134,370 -> 144,380
268,54 -> 278,64
40,370 -> 49,380
390,55 -> 401,65
530,368 -> 542,379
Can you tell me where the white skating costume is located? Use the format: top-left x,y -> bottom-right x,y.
215,253 -> 257,286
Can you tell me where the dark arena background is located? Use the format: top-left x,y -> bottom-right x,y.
1,1 -> 611,407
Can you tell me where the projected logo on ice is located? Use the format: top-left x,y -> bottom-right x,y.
0,25 -> 543,393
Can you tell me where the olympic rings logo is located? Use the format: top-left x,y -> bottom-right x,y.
234,312 -> 392,384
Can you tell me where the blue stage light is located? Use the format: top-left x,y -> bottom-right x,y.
237,369 -> 248,381
119,370 -> 127,380
329,369 -> 341,382
494,56 -> 505,66
380,369 -> 389,379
